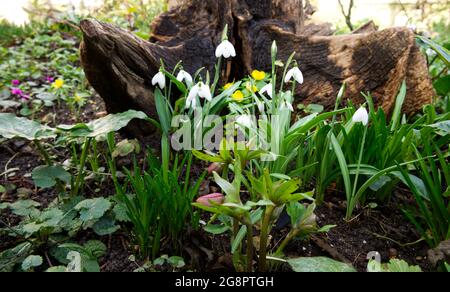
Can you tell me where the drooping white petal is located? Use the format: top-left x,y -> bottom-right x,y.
284,70 -> 294,84
260,83 -> 273,98
285,67 -> 304,84
215,43 -> 225,58
152,72 -> 166,89
198,83 -> 212,101
235,115 -> 253,129
177,70 -> 193,86
286,102 -> 294,112
352,107 -> 369,126
226,40 -> 236,57
186,84 -> 200,109
293,67 -> 304,84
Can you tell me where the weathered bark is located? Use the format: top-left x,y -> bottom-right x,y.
80,0 -> 434,135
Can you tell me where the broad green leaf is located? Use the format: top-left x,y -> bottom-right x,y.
168,256 -> 185,268
22,255 -> 43,271
385,259 -> 422,272
0,100 -> 20,108
8,200 -> 40,217
214,172 -> 239,203
92,216 -> 120,236
112,139 -> 140,158
287,257 -> 356,272
32,165 -> 71,189
0,242 -> 33,272
58,110 -> 148,138
192,150 -> 225,163
427,121 -> 450,136
0,113 -> 55,140
434,75 -> 450,96
417,35 -> 450,68
83,240 -> 107,259
245,200 -> 275,208
46,266 -> 67,272
112,203 -> 130,222
204,224 -> 231,235
75,198 -> 112,222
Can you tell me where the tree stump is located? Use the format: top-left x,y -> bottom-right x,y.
80,0 -> 434,135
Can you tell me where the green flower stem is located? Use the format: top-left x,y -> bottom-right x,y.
34,140 -> 53,166
72,138 -> 92,197
34,140 -> 65,194
259,205 -> 275,272
246,222 -> 254,272
275,229 -> 299,256
346,125 -> 368,220
161,134 -> 170,184
211,57 -> 222,94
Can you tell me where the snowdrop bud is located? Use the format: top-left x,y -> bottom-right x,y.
271,41 -> 278,60
352,107 -> 369,126
152,71 -> 166,89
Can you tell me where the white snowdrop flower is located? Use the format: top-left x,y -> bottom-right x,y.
198,82 -> 212,101
260,83 -> 273,98
152,71 -> 166,89
352,107 -> 369,126
176,70 -> 193,86
285,67 -> 304,84
186,82 -> 211,109
186,83 -> 200,109
215,40 -> 236,59
235,115 -> 254,129
280,101 -> 294,112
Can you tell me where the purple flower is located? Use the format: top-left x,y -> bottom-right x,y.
11,80 -> 20,86
11,88 -> 23,96
20,95 -> 30,101
46,76 -> 55,83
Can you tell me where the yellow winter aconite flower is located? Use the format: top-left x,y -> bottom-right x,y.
127,6 -> 137,14
52,79 -> 64,89
73,94 -> 83,104
223,83 -> 234,90
251,70 -> 266,81
246,81 -> 258,93
232,90 -> 244,102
